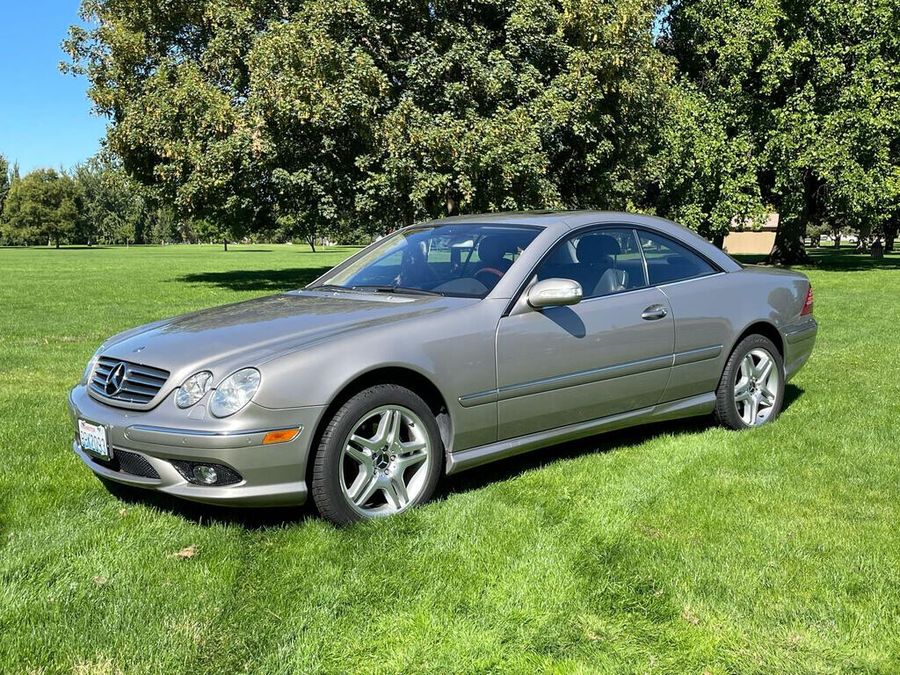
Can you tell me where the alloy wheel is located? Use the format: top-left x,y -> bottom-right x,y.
733,347 -> 780,426
339,405 -> 432,517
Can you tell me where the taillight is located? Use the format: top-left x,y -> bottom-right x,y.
801,285 -> 814,316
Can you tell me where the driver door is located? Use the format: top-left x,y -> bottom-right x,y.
495,227 -> 675,439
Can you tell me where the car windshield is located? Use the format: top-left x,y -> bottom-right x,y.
310,224 -> 541,298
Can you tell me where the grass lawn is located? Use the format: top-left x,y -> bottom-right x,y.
1,244 -> 898,673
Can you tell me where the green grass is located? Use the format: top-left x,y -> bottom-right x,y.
1,244 -> 899,673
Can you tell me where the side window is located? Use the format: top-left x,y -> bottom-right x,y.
638,231 -> 716,285
536,228 -> 648,299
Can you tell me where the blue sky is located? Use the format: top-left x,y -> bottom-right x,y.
0,2 -> 105,173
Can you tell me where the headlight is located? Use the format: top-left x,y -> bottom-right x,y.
81,346 -> 104,384
209,368 -> 261,418
175,371 -> 213,409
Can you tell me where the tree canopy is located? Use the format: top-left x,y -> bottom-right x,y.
63,0 -> 674,236
56,0 -> 900,262
1,169 -> 79,248
665,0 -> 900,262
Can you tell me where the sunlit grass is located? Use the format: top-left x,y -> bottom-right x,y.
1,244 -> 898,672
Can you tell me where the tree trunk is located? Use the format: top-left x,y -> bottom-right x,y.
55,236 -> 60,249
834,233 -> 841,248
445,190 -> 459,217
768,216 -> 810,265
223,238 -> 228,252
768,172 -> 816,265
306,235 -> 316,253
885,218 -> 898,252
712,232 -> 725,249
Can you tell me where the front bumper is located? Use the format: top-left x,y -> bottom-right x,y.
68,385 -> 325,506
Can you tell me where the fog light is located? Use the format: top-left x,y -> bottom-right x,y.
192,465 -> 218,485
171,460 -> 242,486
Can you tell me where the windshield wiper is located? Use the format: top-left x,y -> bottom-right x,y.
351,285 -> 443,296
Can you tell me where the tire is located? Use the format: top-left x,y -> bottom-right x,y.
715,334 -> 785,430
311,384 -> 444,525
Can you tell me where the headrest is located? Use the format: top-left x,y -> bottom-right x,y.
576,234 -> 620,263
478,236 -> 508,264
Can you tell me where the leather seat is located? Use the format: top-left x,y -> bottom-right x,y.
575,234 -> 628,296
477,236 -> 512,273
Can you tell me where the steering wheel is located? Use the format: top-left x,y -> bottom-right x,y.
474,267 -> 505,287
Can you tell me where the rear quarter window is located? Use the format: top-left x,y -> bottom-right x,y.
638,231 -> 717,285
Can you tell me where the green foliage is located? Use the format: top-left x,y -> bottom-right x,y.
648,85 -> 764,241
0,155 -> 9,219
1,169 -> 79,248
61,0 -> 900,257
65,0 -> 674,238
73,154 -> 149,244
666,0 -> 900,263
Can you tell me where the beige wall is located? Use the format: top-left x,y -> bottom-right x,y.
723,230 -> 776,255
724,213 -> 779,254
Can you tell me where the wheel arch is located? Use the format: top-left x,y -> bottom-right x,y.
731,321 -> 785,360
305,366 -> 453,488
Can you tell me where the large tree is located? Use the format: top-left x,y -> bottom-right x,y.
666,0 -> 900,264
65,0 -> 674,238
1,169 -> 79,248
73,154 -> 149,244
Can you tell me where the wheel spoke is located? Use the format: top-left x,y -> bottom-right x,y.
740,356 -> 753,381
749,395 -> 760,423
348,467 -> 378,505
756,357 -> 773,383
394,448 -> 428,472
383,475 -> 409,510
734,379 -> 752,402
386,409 -> 402,444
372,410 -> 393,446
349,434 -> 379,454
345,442 -> 372,464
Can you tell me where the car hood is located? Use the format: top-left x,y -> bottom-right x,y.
102,290 -> 475,377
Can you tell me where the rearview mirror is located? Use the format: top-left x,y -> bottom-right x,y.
527,278 -> 583,309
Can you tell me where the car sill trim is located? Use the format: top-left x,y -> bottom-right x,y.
447,391 -> 716,474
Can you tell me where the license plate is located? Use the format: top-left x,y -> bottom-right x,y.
78,419 -> 110,459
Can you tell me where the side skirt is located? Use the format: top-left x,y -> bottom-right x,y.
445,391 -> 716,475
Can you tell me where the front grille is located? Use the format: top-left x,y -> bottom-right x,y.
90,357 -> 170,406
91,449 -> 161,479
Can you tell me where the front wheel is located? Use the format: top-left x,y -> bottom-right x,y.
715,334 -> 785,429
311,384 -> 443,525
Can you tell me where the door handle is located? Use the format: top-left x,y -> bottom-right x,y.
641,304 -> 668,321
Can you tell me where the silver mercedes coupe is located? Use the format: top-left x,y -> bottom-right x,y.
69,211 -> 817,524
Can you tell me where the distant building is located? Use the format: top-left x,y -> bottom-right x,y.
723,213 -> 779,255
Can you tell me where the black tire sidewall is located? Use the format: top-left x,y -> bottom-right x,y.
716,335 -> 785,430
311,384 -> 444,525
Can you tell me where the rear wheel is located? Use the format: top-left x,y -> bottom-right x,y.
311,384 -> 443,525
715,334 -> 784,429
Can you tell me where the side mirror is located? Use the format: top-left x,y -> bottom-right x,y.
527,278 -> 583,309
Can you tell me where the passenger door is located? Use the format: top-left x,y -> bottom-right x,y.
495,227 -> 675,439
